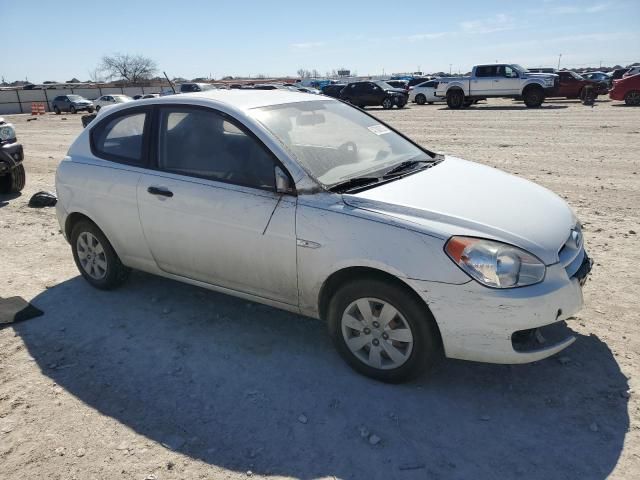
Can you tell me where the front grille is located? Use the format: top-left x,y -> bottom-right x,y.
558,226 -> 585,278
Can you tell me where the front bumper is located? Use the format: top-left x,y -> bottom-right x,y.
407,253 -> 591,364
0,141 -> 24,173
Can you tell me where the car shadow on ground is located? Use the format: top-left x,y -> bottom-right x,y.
17,273 -> 629,480
0,191 -> 22,208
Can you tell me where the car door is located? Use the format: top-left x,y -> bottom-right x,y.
472,66 -> 497,95
424,81 -> 438,101
494,65 -> 521,95
136,105 -> 298,305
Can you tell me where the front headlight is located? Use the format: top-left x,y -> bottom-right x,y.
0,124 -> 16,141
445,236 -> 546,288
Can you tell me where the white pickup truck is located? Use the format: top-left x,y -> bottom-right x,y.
435,64 -> 558,109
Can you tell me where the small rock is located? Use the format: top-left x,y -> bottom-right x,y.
246,471 -> 253,477
358,426 -> 370,438
480,415 -> 491,421
145,475 -> 157,480
589,422 -> 599,432
115,441 -> 129,451
629,230 -> 636,235
76,447 -> 86,457
558,356 -> 571,365
297,414 -> 308,424
54,446 -> 65,456
167,461 -> 175,470
368,434 -> 381,445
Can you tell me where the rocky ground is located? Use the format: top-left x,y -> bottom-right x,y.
0,97 -> 639,479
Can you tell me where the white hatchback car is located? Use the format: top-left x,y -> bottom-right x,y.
93,94 -> 133,111
55,90 -> 591,382
409,80 -> 442,105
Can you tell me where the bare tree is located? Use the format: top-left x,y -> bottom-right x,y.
297,68 -> 311,78
99,53 -> 157,84
87,67 -> 105,83
311,69 -> 320,78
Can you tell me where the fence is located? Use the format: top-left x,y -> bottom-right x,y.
0,86 -> 166,115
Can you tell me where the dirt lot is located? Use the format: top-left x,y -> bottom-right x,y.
1,98 -> 639,480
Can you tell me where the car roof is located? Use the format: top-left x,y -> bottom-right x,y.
158,89 -> 325,111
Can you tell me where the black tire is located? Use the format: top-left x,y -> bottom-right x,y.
87,107 -> 94,113
382,97 -> 393,109
70,105 -> 77,114
446,89 -> 464,109
54,106 -> 61,115
70,220 -> 131,290
415,94 -> 426,105
0,164 -> 26,194
396,101 -> 405,109
523,86 -> 544,108
327,278 -> 441,383
624,90 -> 640,106
95,105 -> 101,112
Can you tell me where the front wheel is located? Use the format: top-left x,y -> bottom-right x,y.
70,105 -> 77,114
446,90 -> 464,109
0,164 -> 26,194
95,105 -> 101,112
328,279 -> 441,383
625,90 -> 640,106
71,220 -> 131,290
523,87 -> 544,107
382,97 -> 393,109
87,107 -> 94,113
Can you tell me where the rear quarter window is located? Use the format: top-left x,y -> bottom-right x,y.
91,110 -> 148,165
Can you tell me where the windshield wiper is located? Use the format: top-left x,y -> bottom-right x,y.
383,159 -> 431,177
329,177 -> 381,193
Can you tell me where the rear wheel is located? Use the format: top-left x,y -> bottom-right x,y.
328,278 -> 441,383
415,94 -> 426,105
523,86 -> 544,107
624,90 -> 640,106
54,106 -> 61,115
0,164 -> 25,194
446,89 -> 464,109
71,220 -> 130,290
382,97 -> 393,109
70,105 -> 77,114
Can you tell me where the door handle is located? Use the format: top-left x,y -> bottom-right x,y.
147,186 -> 173,197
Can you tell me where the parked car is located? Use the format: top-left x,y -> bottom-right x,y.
0,117 -> 25,194
321,84 -> 347,98
55,90 -> 591,382
179,83 -> 217,93
385,80 -> 409,92
93,94 -> 133,111
390,76 -> 430,87
132,95 -> 143,100
623,66 -> 640,78
409,80 -> 441,105
610,68 -> 630,81
436,64 -> 558,108
609,73 -> 640,105
581,71 -> 610,83
340,81 -> 408,109
552,71 -> 607,99
141,93 -> 160,99
52,95 -> 94,114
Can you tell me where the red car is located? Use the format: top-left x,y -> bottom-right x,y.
553,71 -> 608,99
609,74 -> 640,106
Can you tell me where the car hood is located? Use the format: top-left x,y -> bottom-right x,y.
342,156 -> 576,265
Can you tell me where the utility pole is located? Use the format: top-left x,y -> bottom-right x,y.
558,53 -> 562,70
449,64 -> 452,75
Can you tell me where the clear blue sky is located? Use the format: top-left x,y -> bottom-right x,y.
3,0 -> 638,82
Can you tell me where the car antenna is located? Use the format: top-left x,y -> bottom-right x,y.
164,71 -> 176,94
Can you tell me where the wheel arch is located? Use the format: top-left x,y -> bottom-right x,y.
522,81 -> 544,94
317,266 -> 443,346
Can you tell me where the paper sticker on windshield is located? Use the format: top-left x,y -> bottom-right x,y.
368,124 -> 391,135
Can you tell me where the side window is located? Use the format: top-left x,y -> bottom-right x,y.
92,111 -> 147,164
476,65 -> 496,77
157,108 -> 276,190
503,66 -> 518,78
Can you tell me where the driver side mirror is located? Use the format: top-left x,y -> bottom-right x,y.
275,166 -> 293,194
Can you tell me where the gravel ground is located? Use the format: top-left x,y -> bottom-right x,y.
1,97 -> 639,480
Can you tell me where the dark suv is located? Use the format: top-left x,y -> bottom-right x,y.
321,84 -> 346,98
339,81 -> 408,109
51,95 -> 94,114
